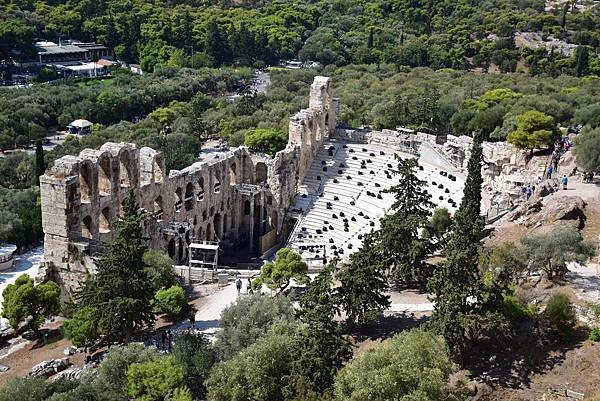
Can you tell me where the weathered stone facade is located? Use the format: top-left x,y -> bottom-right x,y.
40,76 -> 338,299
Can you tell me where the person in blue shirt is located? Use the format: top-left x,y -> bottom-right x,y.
561,174 -> 568,190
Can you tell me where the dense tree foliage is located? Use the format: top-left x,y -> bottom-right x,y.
125,356 -> 186,401
333,329 -> 458,401
0,68 -> 248,151
574,126 -> 600,172
379,156 -> 435,282
3,0 -> 600,77
1,274 -> 60,332
337,233 -> 390,325
73,191 -> 155,344
254,247 -> 309,293
214,292 -> 295,360
0,187 -> 42,247
521,225 -> 595,280
172,333 -> 217,399
428,135 -> 507,353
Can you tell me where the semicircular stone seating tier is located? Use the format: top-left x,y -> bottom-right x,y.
286,139 -> 465,267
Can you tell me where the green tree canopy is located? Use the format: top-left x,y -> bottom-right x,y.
521,225 -> 595,280
507,110 -> 559,152
1,274 -> 59,333
76,190 -> 155,344
243,128 -> 288,156
574,127 -> 600,172
333,329 -> 458,401
337,232 -> 390,325
125,356 -> 186,401
172,333 -> 217,399
254,248 -> 308,293
214,292 -> 295,360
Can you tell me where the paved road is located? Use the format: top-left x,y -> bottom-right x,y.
175,281 -> 243,340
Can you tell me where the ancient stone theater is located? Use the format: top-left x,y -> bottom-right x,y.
40,76 -> 469,299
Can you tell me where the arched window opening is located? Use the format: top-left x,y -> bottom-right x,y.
100,207 -> 111,233
269,211 -> 278,230
214,213 -> 222,239
98,155 -> 111,195
223,214 -> 229,233
178,238 -> 184,263
244,200 -> 251,215
81,216 -> 93,239
230,163 -> 237,186
184,182 -> 194,211
119,150 -> 132,188
79,163 -> 93,203
175,187 -> 183,212
168,239 -> 175,259
213,176 -> 221,193
154,196 -> 163,220
197,177 -> 205,201
202,210 -> 207,221
154,155 -> 164,183
206,223 -> 212,241
255,162 -> 267,183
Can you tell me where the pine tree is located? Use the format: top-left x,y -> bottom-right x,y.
337,232 -> 390,325
427,134 -> 503,353
204,19 -> 229,67
575,46 -> 589,77
78,190 -> 155,343
295,263 -> 352,393
379,156 -> 435,283
35,139 -> 45,185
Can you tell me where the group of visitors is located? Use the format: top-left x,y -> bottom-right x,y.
236,277 -> 253,295
154,330 -> 174,351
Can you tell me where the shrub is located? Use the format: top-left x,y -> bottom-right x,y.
589,328 -> 600,342
544,293 -> 576,339
125,356 -> 185,401
334,329 -> 457,401
63,306 -> 100,347
214,293 -> 295,360
153,285 -> 187,318
95,344 -> 160,391
501,293 -> 533,322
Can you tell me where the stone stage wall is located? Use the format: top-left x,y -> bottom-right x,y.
40,76 -> 338,300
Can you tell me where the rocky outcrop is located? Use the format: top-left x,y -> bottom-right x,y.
507,195 -> 586,229
29,357 -> 70,378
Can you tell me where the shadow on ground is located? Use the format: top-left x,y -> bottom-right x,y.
464,322 -> 586,390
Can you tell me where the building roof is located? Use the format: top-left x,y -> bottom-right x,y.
68,119 -> 93,128
36,41 -> 87,55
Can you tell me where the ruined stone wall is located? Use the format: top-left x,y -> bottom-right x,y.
40,76 -> 337,299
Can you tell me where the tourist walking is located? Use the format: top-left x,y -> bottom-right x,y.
547,165 -> 553,179
247,278 -> 253,294
236,277 -> 242,295
561,174 -> 568,190
526,185 -> 532,200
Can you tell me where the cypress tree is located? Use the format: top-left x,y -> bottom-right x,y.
379,156 -> 434,283
575,46 -> 589,77
427,134 -> 498,353
78,190 -> 155,344
295,263 -> 352,392
35,139 -> 45,185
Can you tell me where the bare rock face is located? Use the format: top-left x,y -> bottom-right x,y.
529,179 -> 559,203
508,195 -> 586,229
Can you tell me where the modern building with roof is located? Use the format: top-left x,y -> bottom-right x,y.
33,40 -> 111,65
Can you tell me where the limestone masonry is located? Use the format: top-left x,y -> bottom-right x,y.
40,76 -> 338,300
40,75 -> 528,300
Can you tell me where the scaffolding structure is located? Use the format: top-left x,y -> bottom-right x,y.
187,241 -> 219,282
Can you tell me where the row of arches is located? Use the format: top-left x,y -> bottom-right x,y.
80,207 -> 113,239
79,150 -> 137,203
